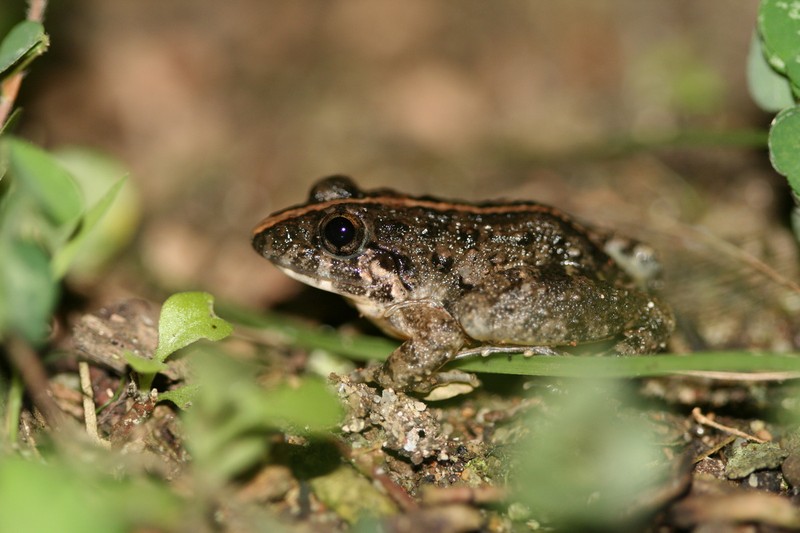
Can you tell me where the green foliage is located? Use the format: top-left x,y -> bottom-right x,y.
0,14 -> 341,533
154,292 -> 233,363
220,304 -> 395,362
0,456 -> 181,533
7,138 -> 83,226
0,240 -> 55,343
748,33 -> 795,112
513,381 -> 668,528
157,384 -> 200,410
223,305 -> 800,379
758,0 -> 800,82
53,148 -> 140,280
769,106 -> 800,192
751,0 -> 800,201
183,348 -> 342,488
0,21 -> 48,138
52,176 -> 125,278
0,137 -> 126,345
452,350 -> 800,377
124,352 -> 168,378
131,292 -> 233,392
0,20 -> 47,80
0,20 -> 130,346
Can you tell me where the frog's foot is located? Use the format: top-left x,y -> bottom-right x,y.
369,364 -> 480,400
416,370 -> 481,401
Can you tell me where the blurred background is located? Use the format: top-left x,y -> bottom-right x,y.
3,0 -> 795,350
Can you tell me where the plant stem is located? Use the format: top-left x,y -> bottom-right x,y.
28,0 -> 48,21
6,334 -> 64,429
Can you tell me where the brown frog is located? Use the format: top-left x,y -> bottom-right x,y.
252,176 -> 673,394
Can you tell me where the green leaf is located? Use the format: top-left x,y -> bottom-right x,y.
185,348 -> 341,445
154,292 -> 233,362
51,178 -> 126,278
222,306 -> 800,379
199,435 -> 268,482
0,239 -> 57,344
452,351 -> 800,377
0,108 -> 23,135
157,384 -> 200,410
217,304 -> 397,362
180,349 -> 343,485
6,137 -> 83,227
126,350 -> 169,392
53,148 -> 140,279
747,32 -> 796,112
0,457 -> 110,533
514,381 -> 669,527
787,60 -> 800,96
759,0 -> 800,83
0,21 -> 45,76
257,378 -> 343,432
769,104 -> 800,194
0,456 -> 181,533
124,351 -> 168,375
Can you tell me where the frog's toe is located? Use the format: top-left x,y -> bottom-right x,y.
412,370 -> 480,400
373,364 -> 480,400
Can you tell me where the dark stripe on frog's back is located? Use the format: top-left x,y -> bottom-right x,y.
253,193 -> 619,280
253,194 -> 576,235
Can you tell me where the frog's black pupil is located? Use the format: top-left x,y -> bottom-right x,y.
324,216 -> 356,248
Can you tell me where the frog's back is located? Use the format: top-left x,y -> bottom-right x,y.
370,201 -> 624,285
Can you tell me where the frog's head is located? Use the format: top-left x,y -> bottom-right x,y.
252,176 -> 409,304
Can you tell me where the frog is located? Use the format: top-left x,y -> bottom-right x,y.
252,175 -> 674,394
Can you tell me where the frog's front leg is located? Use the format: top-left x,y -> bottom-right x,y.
376,302 -> 473,393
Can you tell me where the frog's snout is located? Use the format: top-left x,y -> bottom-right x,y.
252,229 -> 274,259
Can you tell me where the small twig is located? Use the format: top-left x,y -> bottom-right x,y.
0,75 -> 22,130
27,0 -> 48,22
691,407 -> 767,444
78,362 -> 111,449
4,371 -> 23,444
654,215 -> 800,296
5,334 -> 64,429
693,434 -> 737,464
693,225 -> 800,295
420,485 -> 507,506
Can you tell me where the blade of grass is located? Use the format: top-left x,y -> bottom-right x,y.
220,305 -> 395,362
222,305 -> 800,379
4,371 -> 23,444
450,351 -> 800,378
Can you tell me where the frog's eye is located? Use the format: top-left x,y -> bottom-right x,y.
320,213 -> 366,256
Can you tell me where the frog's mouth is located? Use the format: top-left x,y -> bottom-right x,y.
276,265 -> 336,294
274,264 -> 372,305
